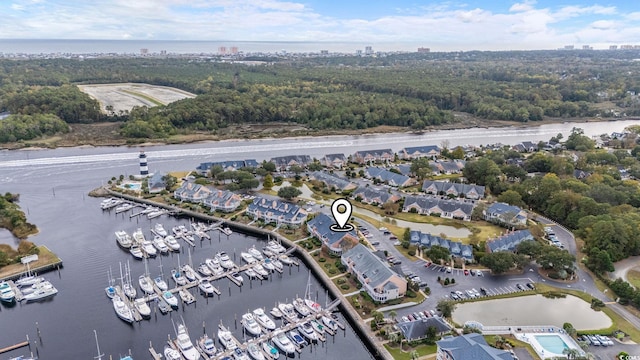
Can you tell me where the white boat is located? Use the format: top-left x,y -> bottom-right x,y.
297,322 -> 319,343
183,231 -> 196,243
240,252 -> 256,264
273,330 -> 297,353
197,263 -> 213,277
15,273 -> 43,288
270,307 -> 283,318
216,252 -> 235,269
147,209 -> 165,219
221,227 -> 233,236
123,283 -> 137,299
139,275 -> 154,294
162,291 -> 179,308
304,298 -> 322,313
288,330 -> 307,347
0,281 -> 16,303
266,241 -> 286,254
115,203 -> 134,213
263,258 -> 275,272
164,346 -> 182,360
247,246 -> 264,261
311,319 -> 326,334
232,348 -> 250,360
181,264 -> 197,282
165,235 -> 181,251
292,298 -> 310,317
278,254 -> 293,265
152,235 -> 169,253
241,312 -> 262,336
198,280 -> 216,296
101,197 -> 122,210
277,303 -> 296,319
105,268 -> 116,298
246,343 -> 265,360
206,258 -> 224,275
262,341 -> 280,359
129,246 -> 144,260
322,315 -> 339,332
253,308 -> 276,330
218,325 -> 237,350
172,269 -> 187,285
271,259 -> 284,272
115,230 -> 133,248
179,289 -> 195,304
23,280 -> 57,302
197,334 -> 217,356
244,268 -> 259,279
154,276 -> 168,291
154,223 -> 168,237
141,240 -> 157,257
172,226 -> 183,237
140,206 -> 157,214
132,228 -> 146,244
176,323 -> 201,360
262,248 -> 275,258
253,264 -> 269,278
231,272 -> 244,284
134,298 -> 151,318
112,295 -> 134,323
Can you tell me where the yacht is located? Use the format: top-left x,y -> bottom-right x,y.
322,315 -> 339,332
162,291 -> 179,308
221,227 -> 233,236
278,254 -> 293,265
172,269 -> 187,286
277,303 -> 296,319
240,252 -> 256,264
132,228 -> 146,244
262,248 -> 275,258
253,264 -> 269,278
165,235 -> 181,251
266,241 -> 286,254
152,235 -> 169,253
304,298 -> 322,313
272,331 -> 296,356
292,298 -> 310,316
253,308 -> 276,330
231,272 -> 244,285
112,295 -> 134,323
176,323 -> 201,360
147,209 -> 165,219
270,307 -> 283,319
218,325 -> 237,350
271,259 -> 284,272
197,334 -> 217,356
244,268 -> 259,279
23,281 -> 58,302
172,226 -> 183,237
216,252 -> 235,269
241,312 -> 262,336
179,288 -> 195,304
262,341 -> 280,359
288,330 -> 307,347
247,246 -> 264,261
198,280 -> 216,296
154,223 -> 168,237
232,348 -> 250,360
134,298 -> 151,318
115,203 -> 134,213
310,319 -> 326,335
15,274 -> 43,288
154,276 -> 168,291
141,240 -> 157,257
164,345 -> 182,360
181,264 -> 197,282
129,246 -> 144,260
297,322 -> 319,343
247,342 -> 265,360
138,275 -> 154,294
263,258 -> 275,272
205,258 -> 224,275
101,197 -> 122,210
197,263 -> 212,277
0,281 -> 16,303
115,230 -> 133,249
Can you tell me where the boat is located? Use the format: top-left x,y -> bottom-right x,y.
141,240 -> 157,257
101,197 -> 122,210
115,230 -> 133,248
181,264 -> 197,282
246,343 -> 265,360
134,298 -> 151,318
271,259 -> 284,272
172,226 -> 183,237
262,341 -> 280,359
244,268 -> 259,279
152,235 -> 169,253
221,227 -> 233,236
304,298 -> 321,313
140,206 -> 157,215
176,323 -> 201,360
263,258 -> 275,272
154,223 -> 168,237
163,291 -> 179,308
231,272 -> 244,284
172,269 -> 187,286
241,312 -> 262,336
247,246 -> 264,261
198,280 -> 216,296
132,228 -> 146,244
253,264 -> 269,278
240,252 -> 256,264
139,275 -> 154,294
179,288 -> 195,304
206,258 -> 224,275
147,209 -> 165,219
232,348 -> 250,360
218,325 -> 237,350
123,283 -> 137,299
154,276 -> 168,291
165,235 -> 181,251
23,280 -> 58,302
277,303 -> 296,319
197,263 -> 213,277
262,248 -> 275,258
288,329 -> 307,347
115,203 -> 134,213
272,331 -> 296,356
310,319 -> 325,335
0,281 -> 16,303
278,254 -> 293,265
164,345 -> 182,360
266,241 -> 286,254
270,307 -> 283,318
253,308 -> 276,330
182,230 -> 196,243
216,251 -> 235,269
322,315 -> 339,332
292,298 -> 310,316
197,334 -> 217,356
156,297 -> 171,314
112,295 -> 134,323
122,261 -> 137,299
15,271 -> 43,288
105,268 -> 116,298
297,322 -> 319,343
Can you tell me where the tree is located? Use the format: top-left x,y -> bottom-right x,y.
262,161 -> 276,172
410,157 -> 431,180
462,157 -> 503,193
208,165 -> 224,179
388,310 -> 397,322
263,174 -> 274,190
277,186 -> 302,200
436,299 -> 456,318
493,335 -> 505,348
161,174 -> 178,191
402,228 -> 411,242
372,311 -> 384,325
497,190 -> 526,207
289,165 -> 304,175
382,201 -> 399,215
410,350 -> 419,360
565,127 -> 595,151
516,240 -> 542,258
537,246 -> 575,272
480,252 -> 518,274
426,245 -> 450,264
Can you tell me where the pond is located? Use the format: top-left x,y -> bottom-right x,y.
452,294 -> 612,331
352,207 -> 472,238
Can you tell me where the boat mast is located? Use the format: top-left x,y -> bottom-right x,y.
94,330 -> 104,360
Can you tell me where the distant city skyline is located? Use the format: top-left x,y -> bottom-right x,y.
2,0 -> 639,51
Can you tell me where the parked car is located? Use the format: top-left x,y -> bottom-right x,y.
401,316 -> 409,323
430,309 -> 436,316
516,284 -> 525,291
464,269 -> 469,276
450,292 -> 459,300
424,261 -> 432,267
526,283 -> 535,290
370,241 -> 380,246
480,287 -> 488,295
446,267 -> 452,273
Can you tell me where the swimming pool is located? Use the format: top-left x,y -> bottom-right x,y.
534,335 -> 569,355
119,182 -> 142,191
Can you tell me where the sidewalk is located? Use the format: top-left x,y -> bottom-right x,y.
378,301 -> 419,312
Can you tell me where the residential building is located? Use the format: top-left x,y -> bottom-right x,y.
483,202 -> 528,227
393,164 -> 412,176
397,317 -> 451,341
322,153 -> 347,169
246,197 -> 308,227
147,172 -> 166,194
352,187 -> 400,205
436,333 -> 513,360
365,167 -> 415,187
202,189 -> 243,212
309,171 -> 357,192
195,159 -> 259,175
269,155 -> 312,171
430,160 -> 466,174
352,149 -> 394,165
173,182 -> 212,203
403,196 -> 475,221
307,213 -> 359,255
573,169 -> 591,179
486,230 -> 534,253
399,145 -> 441,159
422,181 -> 485,199
341,244 -> 407,303
410,231 -> 473,261
512,141 -> 538,152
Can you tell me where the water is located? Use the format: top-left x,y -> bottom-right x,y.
452,294 -> 612,330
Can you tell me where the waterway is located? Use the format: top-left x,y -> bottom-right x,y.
452,295 -> 613,331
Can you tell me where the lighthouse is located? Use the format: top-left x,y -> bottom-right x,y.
139,151 -> 149,177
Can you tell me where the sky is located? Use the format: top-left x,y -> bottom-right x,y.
1,0 -> 639,51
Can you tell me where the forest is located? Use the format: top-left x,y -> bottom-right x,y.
0,49 -> 639,142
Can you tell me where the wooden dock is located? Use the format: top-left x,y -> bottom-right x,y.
0,336 -> 29,355
148,341 -> 163,360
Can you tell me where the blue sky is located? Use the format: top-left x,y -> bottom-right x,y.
1,0 -> 639,50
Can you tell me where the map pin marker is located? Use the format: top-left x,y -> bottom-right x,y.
330,198 -> 354,232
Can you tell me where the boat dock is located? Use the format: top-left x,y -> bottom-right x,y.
114,285 -> 143,322
6,280 -> 25,302
148,341 -> 163,360
0,336 -> 29,355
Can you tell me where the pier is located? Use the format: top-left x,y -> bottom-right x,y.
0,336 -> 29,355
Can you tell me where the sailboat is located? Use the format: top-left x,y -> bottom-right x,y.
139,257 -> 154,294
15,262 -> 41,287
94,330 -> 105,360
105,267 -> 116,299
303,271 -> 322,312
120,262 -> 136,299
155,257 -> 168,291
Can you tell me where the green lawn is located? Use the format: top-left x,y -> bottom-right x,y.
627,269 -> 640,289
384,343 -> 437,360
483,335 -> 539,360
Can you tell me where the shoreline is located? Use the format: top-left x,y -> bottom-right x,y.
2,116 -> 638,151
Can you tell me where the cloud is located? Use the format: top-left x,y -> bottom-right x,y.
509,1 -> 536,13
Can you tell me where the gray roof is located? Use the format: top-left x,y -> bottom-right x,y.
394,164 -> 412,176
354,149 -> 394,159
324,153 -> 347,162
437,333 -> 513,360
270,155 -> 312,167
403,195 -> 475,216
342,244 -> 399,289
310,171 -> 356,191
148,172 -> 165,190
196,159 -> 258,174
487,230 -> 534,253
307,213 -> 357,249
397,317 -> 451,340
402,145 -> 440,156
247,197 -> 307,223
422,180 -> 485,198
365,167 -> 411,186
410,230 -> 473,260
485,202 -> 527,224
352,186 -> 395,204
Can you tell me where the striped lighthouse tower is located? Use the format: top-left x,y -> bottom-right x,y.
139,151 -> 149,177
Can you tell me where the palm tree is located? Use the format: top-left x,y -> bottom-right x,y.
493,335 -> 505,348
388,332 -> 400,345
410,350 -> 419,359
388,310 -> 397,323
563,348 -> 580,359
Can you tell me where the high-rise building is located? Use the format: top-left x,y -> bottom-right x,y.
582,45 -> 592,50
365,46 -> 373,55
230,47 -> 238,54
218,46 -> 227,55
140,48 -> 148,55
609,45 -> 618,50
418,47 -> 430,53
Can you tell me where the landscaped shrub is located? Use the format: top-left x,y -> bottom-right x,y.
337,278 -> 346,285
324,263 -> 331,269
328,269 -> 337,275
451,278 -> 455,284
319,257 -> 326,262
408,250 -> 416,256
340,284 -> 350,290
444,278 -> 450,285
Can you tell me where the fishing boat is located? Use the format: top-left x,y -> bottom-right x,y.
272,331 -> 296,355
197,263 -> 213,277
262,341 -> 280,359
216,252 -> 235,269
181,264 -> 197,282
152,235 -> 169,253
141,240 -> 157,257
115,230 -> 133,249
134,298 -> 151,318
297,322 -> 319,343
231,272 -> 244,285
241,312 -> 262,336
218,324 -> 237,350
171,269 -> 187,286
232,348 -> 250,360
163,291 -> 179,308
112,295 -> 134,323
179,289 -> 195,304
129,246 -> 144,260
176,323 -> 201,360
292,298 -> 310,317
198,280 -> 216,296
246,343 -> 265,360
0,281 -> 16,303
164,345 -> 182,360
270,307 -> 283,318
247,246 -> 264,261
253,264 -> 269,278
278,254 -> 293,265
154,223 -> 168,237
23,280 -> 58,302
132,228 -> 146,244
288,329 -> 307,347
240,252 -> 256,264
277,303 -> 296,319
139,275 -> 154,294
197,334 -> 217,356
263,258 -> 275,272
253,308 -> 276,330
154,276 -> 168,291
165,235 -> 181,251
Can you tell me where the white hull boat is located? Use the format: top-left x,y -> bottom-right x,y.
253,308 -> 276,330
216,252 -> 235,269
262,341 -> 280,359
154,223 -> 168,237
253,264 -> 269,278
288,330 -> 307,347
176,323 -> 201,360
197,263 -> 213,277
0,281 -> 16,303
23,280 -> 57,302
247,343 -> 265,360
115,230 -> 133,249
274,330 -> 298,354
154,276 -> 168,291
270,307 -> 283,318
232,348 -> 250,360
241,312 -> 262,336
263,259 -> 275,272
304,298 -> 322,313
165,235 -> 181,251
162,291 -> 179,308
164,346 -> 181,360
198,280 -> 216,296
139,275 -> 154,294
129,246 -> 143,260
218,325 -> 237,350
278,254 -> 293,265
240,252 -> 256,264
132,228 -> 146,244
134,298 -> 151,318
298,322 -> 319,343
198,334 -> 217,356
181,264 -> 197,282
172,269 -> 187,286
152,235 -> 169,253
123,283 -> 137,299
322,315 -> 339,332
266,241 -> 286,254
179,289 -> 195,304
292,298 -> 310,317
141,240 -> 157,257
277,303 -> 296,319
112,295 -> 134,323
205,258 -> 224,275
247,246 -> 264,261
231,272 -> 244,284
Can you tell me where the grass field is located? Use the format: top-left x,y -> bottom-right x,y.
0,246 -> 62,279
627,268 -> 640,289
